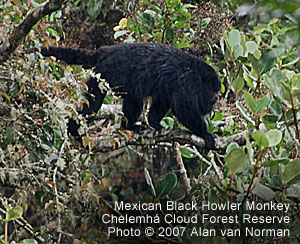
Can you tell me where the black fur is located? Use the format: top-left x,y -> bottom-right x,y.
37,43 -> 221,149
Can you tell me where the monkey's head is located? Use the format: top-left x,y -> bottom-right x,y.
198,63 -> 221,115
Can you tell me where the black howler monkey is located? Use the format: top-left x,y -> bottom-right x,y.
33,43 -> 221,149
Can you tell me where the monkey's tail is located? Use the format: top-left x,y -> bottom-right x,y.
25,46 -> 98,67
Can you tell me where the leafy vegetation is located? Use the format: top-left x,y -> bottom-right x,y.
114,0 -> 196,47
0,0 -> 300,243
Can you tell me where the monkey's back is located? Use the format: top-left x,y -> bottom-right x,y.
93,43 -> 219,97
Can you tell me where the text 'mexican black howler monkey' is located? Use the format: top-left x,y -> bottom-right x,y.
34,43 -> 221,149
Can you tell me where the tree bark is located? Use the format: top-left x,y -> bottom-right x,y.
0,0 -> 64,64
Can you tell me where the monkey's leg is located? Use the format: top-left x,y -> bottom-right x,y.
121,96 -> 144,131
148,97 -> 170,131
172,102 -> 216,149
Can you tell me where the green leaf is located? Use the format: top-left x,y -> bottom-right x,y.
261,114 -> 278,129
52,125 -> 62,149
244,92 -> 257,114
19,239 -> 38,244
265,129 -> 282,147
81,170 -> 92,184
87,0 -> 102,21
165,26 -> 174,43
144,168 -> 156,197
7,206 -> 23,221
255,96 -> 270,114
248,54 -> 260,76
232,76 -> 244,93
252,183 -> 275,201
253,49 -> 261,59
264,68 -> 287,102
224,148 -> 247,175
233,44 -> 243,59
260,49 -> 277,74
270,68 -> 286,83
262,158 -> 289,167
213,111 -> 224,121
225,142 -> 239,154
160,117 -> 174,129
246,41 -> 258,54
282,159 -> 300,184
45,28 -> 60,41
5,126 -> 15,144
156,173 -> 177,198
252,130 -> 269,147
143,9 -> 158,18
286,185 -> 300,198
228,29 -> 241,48
179,147 -> 197,159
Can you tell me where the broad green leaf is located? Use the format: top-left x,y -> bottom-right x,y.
7,206 -> 23,221
244,92 -> 257,114
252,130 -> 269,147
156,172 -> 177,198
232,76 -> 244,93
19,239 -> 38,244
213,111 -> 224,121
87,0 -> 102,21
143,9 -> 158,18
286,185 -> 300,198
292,74 -> 300,89
261,114 -> 278,129
253,49 -> 261,59
228,29 -> 241,48
265,129 -> 282,147
179,147 -> 197,159
252,183 -> 275,201
225,142 -> 239,154
246,41 -> 258,54
260,49 -> 277,74
233,43 -> 244,59
224,148 -> 247,175
248,54 -> 260,76
255,96 -> 270,114
144,168 -> 156,196
272,175 -> 283,189
270,68 -> 286,83
262,158 -> 289,167
282,159 -> 300,184
160,117 -> 174,128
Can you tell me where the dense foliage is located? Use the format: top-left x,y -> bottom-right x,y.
0,0 -> 300,244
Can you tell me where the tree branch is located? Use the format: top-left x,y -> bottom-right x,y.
0,0 -> 64,64
92,128 -> 255,152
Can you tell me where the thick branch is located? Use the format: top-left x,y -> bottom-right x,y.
92,128 -> 255,152
0,0 -> 64,64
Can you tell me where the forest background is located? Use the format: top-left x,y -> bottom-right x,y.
0,0 -> 300,243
